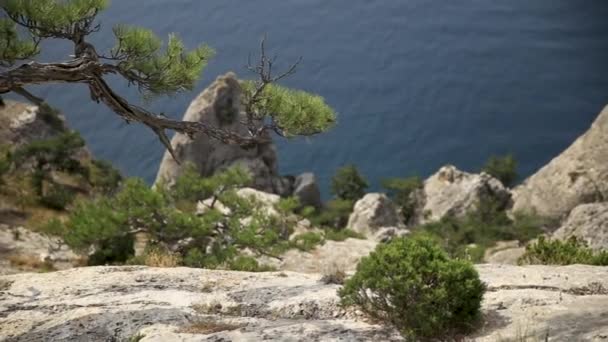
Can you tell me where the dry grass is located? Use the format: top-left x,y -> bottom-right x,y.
142,248 -> 182,268
320,262 -> 347,285
179,319 -> 245,335
8,254 -> 56,272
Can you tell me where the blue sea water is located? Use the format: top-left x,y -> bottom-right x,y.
21,1 -> 608,195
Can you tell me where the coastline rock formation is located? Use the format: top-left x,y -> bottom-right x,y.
2,265 -> 608,341
553,202 -> 608,250
512,105 -> 608,221
154,72 -> 322,209
154,73 -> 290,195
0,100 -> 66,148
413,165 -> 511,225
346,193 -> 405,239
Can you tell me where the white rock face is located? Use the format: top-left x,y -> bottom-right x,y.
1,265 -> 607,341
512,105 -> 608,221
0,225 -> 78,275
346,193 -> 404,238
154,73 -> 290,195
483,240 -> 526,265
552,202 -> 608,250
414,165 -> 511,224
0,100 -> 66,147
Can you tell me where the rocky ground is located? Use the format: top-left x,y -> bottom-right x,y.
1,265 -> 607,342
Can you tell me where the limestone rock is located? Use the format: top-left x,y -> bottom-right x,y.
0,100 -> 66,147
414,165 -> 512,224
483,240 -> 525,265
2,265 -> 608,341
0,225 -> 78,275
346,193 -> 404,238
293,173 -> 322,209
512,105 -> 608,221
154,73 -> 286,195
0,266 -> 402,341
552,202 -> 608,250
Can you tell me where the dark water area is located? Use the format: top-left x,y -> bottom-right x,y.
18,1 -> 608,196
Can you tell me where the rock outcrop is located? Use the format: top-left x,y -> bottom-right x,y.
154,73 -> 291,196
346,193 -> 405,239
552,202 -> 608,250
0,225 -> 78,275
413,165 -> 512,224
483,240 -> 525,265
0,100 -> 66,147
2,265 -> 608,341
292,173 -> 322,209
512,105 -> 608,221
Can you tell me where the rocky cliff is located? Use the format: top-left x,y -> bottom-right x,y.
512,105 -> 608,221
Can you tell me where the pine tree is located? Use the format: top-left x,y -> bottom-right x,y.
0,0 -> 336,160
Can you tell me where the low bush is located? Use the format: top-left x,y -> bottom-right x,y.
306,198 -> 354,229
339,236 -> 485,340
88,159 -> 122,194
330,165 -> 368,202
381,176 -> 423,224
482,154 -> 518,187
290,232 -> 324,251
324,228 -> 365,241
518,236 -> 608,266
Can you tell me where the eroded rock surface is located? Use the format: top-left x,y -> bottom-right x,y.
414,165 -> 512,225
552,202 -> 608,250
346,193 -> 404,239
512,105 -> 608,221
154,73 -> 291,196
1,265 -> 607,341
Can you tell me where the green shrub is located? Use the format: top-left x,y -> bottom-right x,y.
307,199 -> 354,229
228,256 -> 276,272
518,236 -> 608,266
324,228 -> 365,241
330,165 -> 368,201
339,236 -> 485,340
12,131 -> 86,173
88,159 -> 122,193
413,197 -> 545,262
38,183 -> 76,211
381,176 -> 423,224
290,232 -> 324,251
0,149 -> 10,186
482,154 -> 518,187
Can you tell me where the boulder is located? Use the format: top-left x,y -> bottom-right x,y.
413,165 -> 512,225
2,265 -> 608,341
552,202 -> 608,250
154,73 -> 293,196
292,173 -> 322,209
346,193 -> 404,238
512,105 -> 608,221
483,240 -> 525,265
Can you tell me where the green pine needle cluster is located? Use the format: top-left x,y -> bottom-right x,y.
112,25 -> 215,98
0,18 -> 38,65
242,81 -> 337,136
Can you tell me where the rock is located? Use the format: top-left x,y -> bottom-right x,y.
154,73 -> 288,195
374,227 -> 411,243
483,240 -> 526,265
414,165 -> 512,224
0,225 -> 78,275
0,266 -> 402,341
2,265 -> 608,341
512,105 -> 608,221
293,173 -> 322,209
553,202 -> 608,250
346,193 -> 404,238
0,100 -> 66,147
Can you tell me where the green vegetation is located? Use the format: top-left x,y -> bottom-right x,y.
306,199 -> 354,229
482,154 -> 518,187
381,176 -> 423,224
518,236 -> 608,266
43,166 -> 304,270
290,232 -> 324,252
411,197 -> 547,262
324,228 -> 364,241
330,165 -> 368,202
339,236 -> 485,340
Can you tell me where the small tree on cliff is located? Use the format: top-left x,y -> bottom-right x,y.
0,0 -> 336,160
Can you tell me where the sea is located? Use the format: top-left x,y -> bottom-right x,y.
18,0 -> 608,196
